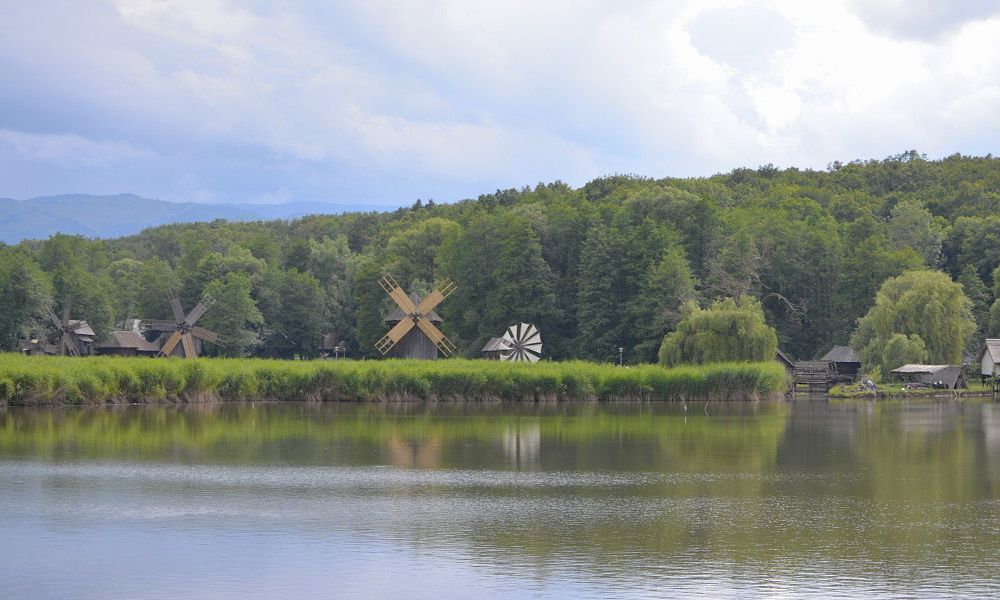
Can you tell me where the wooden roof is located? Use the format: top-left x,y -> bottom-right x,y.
891,364 -> 952,374
820,345 -> 860,363
981,339 -> 1000,363
481,337 -> 510,352
99,331 -> 160,352
68,319 -> 96,338
775,348 -> 794,367
384,292 -> 443,323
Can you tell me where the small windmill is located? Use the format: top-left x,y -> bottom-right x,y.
45,300 -> 96,356
375,274 -> 456,359
499,323 -> 543,363
143,295 -> 221,358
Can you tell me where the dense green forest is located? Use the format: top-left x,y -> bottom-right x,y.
2,150 -> 1000,364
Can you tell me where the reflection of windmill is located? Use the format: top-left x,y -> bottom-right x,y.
143,295 -> 221,358
374,274 -> 456,359
47,300 -> 96,356
499,323 -> 542,363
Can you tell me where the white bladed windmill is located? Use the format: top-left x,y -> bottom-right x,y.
499,323 -> 542,363
374,274 -> 457,359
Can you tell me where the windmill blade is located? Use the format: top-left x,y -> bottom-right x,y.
184,295 -> 215,326
500,323 -> 542,363
416,278 -> 457,314
181,333 -> 198,358
61,331 -> 80,357
49,308 -> 63,331
189,325 -> 220,344
415,318 -> 457,356
159,330 -> 184,356
143,320 -> 181,332
375,317 -> 417,355
379,274 -> 418,314
170,297 -> 185,321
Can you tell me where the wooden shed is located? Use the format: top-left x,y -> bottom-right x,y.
775,349 -> 794,377
890,364 -> 965,389
979,339 -> 1000,378
819,346 -> 861,379
481,337 -> 510,360
97,330 -> 161,357
383,292 -> 444,360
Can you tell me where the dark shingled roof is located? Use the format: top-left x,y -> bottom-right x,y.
775,348 -> 794,367
384,292 -> 443,323
820,345 -> 860,363
99,331 -> 160,352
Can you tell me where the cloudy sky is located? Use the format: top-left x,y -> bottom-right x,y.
2,0 -> 999,206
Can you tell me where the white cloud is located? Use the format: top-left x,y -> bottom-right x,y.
0,0 -> 999,201
0,129 -> 155,168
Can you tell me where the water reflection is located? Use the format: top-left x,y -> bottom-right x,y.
1,400 -> 999,599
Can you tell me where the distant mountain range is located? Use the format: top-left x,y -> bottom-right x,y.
0,194 -> 394,243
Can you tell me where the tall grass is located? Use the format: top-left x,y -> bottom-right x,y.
0,353 -> 788,406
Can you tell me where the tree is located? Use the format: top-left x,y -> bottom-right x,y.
386,218 -> 460,288
256,268 -> 326,358
0,250 -> 52,349
658,296 -> 778,366
199,273 -> 263,356
886,199 -> 944,266
575,225 -> 620,362
869,333 -> 928,374
628,245 -> 697,362
851,270 -> 973,371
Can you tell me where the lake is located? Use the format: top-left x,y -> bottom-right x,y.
1,400 -> 999,599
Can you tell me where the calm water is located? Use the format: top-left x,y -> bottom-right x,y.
2,399 -> 1000,599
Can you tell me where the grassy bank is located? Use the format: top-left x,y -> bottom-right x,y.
827,383 -> 993,399
0,353 -> 788,406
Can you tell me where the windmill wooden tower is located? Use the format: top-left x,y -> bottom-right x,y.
375,274 -> 456,359
143,295 -> 221,358
31,300 -> 97,356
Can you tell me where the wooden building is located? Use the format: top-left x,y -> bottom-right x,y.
890,364 -> 965,389
979,339 -> 1000,379
775,349 -> 794,378
481,337 -> 509,360
321,334 -> 349,359
97,331 -> 161,357
794,345 -> 861,391
383,292 -> 445,360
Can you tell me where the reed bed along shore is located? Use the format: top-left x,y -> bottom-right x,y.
0,353 -> 788,406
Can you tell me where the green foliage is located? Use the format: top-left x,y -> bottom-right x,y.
851,270 -> 973,371
658,296 -> 778,366
0,353 -> 787,405
871,333 -> 928,374
0,249 -> 52,349
7,153 -> 1000,362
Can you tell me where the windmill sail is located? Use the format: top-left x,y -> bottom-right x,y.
499,323 -> 542,363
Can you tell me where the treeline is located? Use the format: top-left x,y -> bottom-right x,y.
2,150 -> 1000,363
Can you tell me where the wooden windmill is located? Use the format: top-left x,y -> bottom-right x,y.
45,300 -> 96,356
375,274 -> 456,359
143,295 -> 221,358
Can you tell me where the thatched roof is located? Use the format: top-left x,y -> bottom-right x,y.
820,345 -> 860,363
385,292 -> 442,323
99,331 -> 160,352
891,364 -> 951,374
68,319 -> 96,339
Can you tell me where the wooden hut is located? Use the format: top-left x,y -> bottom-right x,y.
794,345 -> 861,390
383,292 -> 444,360
890,364 -> 965,389
97,331 -> 161,357
481,337 -> 509,360
979,339 -> 1000,380
775,349 -> 794,378
819,346 -> 861,380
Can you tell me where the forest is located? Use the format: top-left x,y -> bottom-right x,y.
1,150 -> 999,365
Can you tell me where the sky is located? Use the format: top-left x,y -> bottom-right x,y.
1,0 -> 1000,206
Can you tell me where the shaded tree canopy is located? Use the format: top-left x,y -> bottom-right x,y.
851,270 -> 973,371
658,296 -> 778,366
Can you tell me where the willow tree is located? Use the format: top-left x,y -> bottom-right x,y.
851,270 -> 973,371
658,296 -> 777,366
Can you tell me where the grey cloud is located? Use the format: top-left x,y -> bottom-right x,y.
849,0 -> 1000,40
